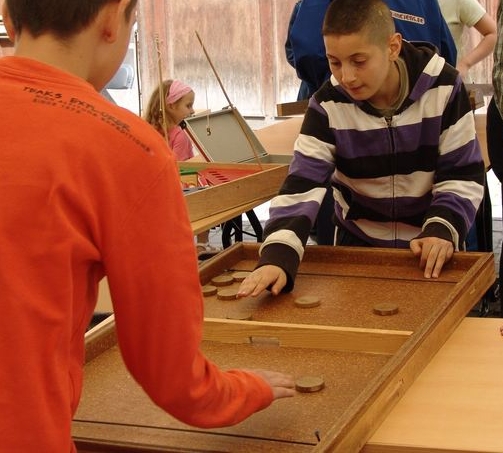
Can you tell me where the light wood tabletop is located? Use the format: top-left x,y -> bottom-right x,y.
364,316 -> 503,453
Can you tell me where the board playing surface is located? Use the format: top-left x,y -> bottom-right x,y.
74,244 -> 495,453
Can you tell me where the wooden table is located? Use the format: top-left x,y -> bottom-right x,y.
365,316 -> 503,453
255,116 -> 302,155
74,244 -> 494,453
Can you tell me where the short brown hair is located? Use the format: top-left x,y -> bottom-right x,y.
322,0 -> 394,46
5,0 -> 138,39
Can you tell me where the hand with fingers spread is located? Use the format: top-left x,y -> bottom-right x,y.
410,236 -> 454,278
237,265 -> 287,298
244,369 -> 296,399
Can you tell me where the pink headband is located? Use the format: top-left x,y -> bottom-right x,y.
166,80 -> 192,104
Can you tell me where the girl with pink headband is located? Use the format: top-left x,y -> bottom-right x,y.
144,79 -> 220,259
143,79 -> 196,161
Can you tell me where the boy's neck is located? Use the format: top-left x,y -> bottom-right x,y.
369,60 -> 401,110
14,34 -> 90,79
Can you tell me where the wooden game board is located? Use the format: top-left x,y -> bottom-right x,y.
73,244 -> 494,453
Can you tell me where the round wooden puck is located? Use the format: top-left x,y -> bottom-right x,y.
226,308 -> 253,320
217,288 -> 239,301
295,376 -> 325,393
373,303 -> 399,316
294,295 -> 321,308
231,271 -> 251,282
201,285 -> 217,297
211,274 -> 234,287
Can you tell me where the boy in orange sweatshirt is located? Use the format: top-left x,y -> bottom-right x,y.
0,1 -> 295,451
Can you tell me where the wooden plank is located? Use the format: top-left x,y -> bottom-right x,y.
474,113 -> 489,169
276,99 -> 309,116
179,162 -> 288,223
254,116 -> 303,155
199,243 -> 488,284
84,314 -> 116,363
468,83 -> 493,97
74,422 -> 313,453
203,318 -> 412,355
189,197 -> 270,235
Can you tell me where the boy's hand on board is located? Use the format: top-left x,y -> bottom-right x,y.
410,237 -> 454,279
237,265 -> 287,298
244,369 -> 296,399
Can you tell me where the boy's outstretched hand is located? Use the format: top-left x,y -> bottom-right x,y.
237,265 -> 287,298
410,237 -> 454,279
245,369 -> 296,399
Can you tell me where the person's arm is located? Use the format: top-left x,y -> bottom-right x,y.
242,101 -> 336,296
103,143 -> 293,428
411,73 -> 484,275
285,1 -> 301,68
457,13 -> 497,78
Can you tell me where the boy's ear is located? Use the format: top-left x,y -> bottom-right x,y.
388,32 -> 402,61
100,0 -> 131,43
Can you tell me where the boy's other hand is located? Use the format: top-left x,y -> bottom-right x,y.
244,369 -> 296,399
410,237 -> 454,279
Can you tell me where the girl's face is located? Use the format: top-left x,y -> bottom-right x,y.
167,91 -> 195,125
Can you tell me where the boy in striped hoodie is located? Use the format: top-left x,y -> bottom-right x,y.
239,0 -> 484,298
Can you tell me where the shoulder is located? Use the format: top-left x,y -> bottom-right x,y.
168,125 -> 187,143
388,0 -> 441,16
99,100 -> 168,158
401,41 -> 459,98
458,0 -> 486,25
401,40 -> 439,69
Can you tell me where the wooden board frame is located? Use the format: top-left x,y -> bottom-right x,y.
74,244 -> 495,453
179,161 -> 288,224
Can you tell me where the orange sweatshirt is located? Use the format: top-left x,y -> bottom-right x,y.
0,57 -> 272,453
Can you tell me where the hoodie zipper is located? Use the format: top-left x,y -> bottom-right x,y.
385,116 -> 397,246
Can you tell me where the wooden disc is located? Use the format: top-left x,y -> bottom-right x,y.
295,376 -> 325,393
217,288 -> 238,301
231,271 -> 251,282
226,308 -> 253,320
373,303 -> 399,316
201,285 -> 217,297
294,295 -> 321,308
211,274 -> 234,287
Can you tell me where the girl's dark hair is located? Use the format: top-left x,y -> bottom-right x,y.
322,0 -> 394,46
5,0 -> 138,38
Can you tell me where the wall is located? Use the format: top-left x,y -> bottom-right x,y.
136,0 -> 500,118
0,0 -> 498,116
0,0 -> 14,57
137,0 -> 299,117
